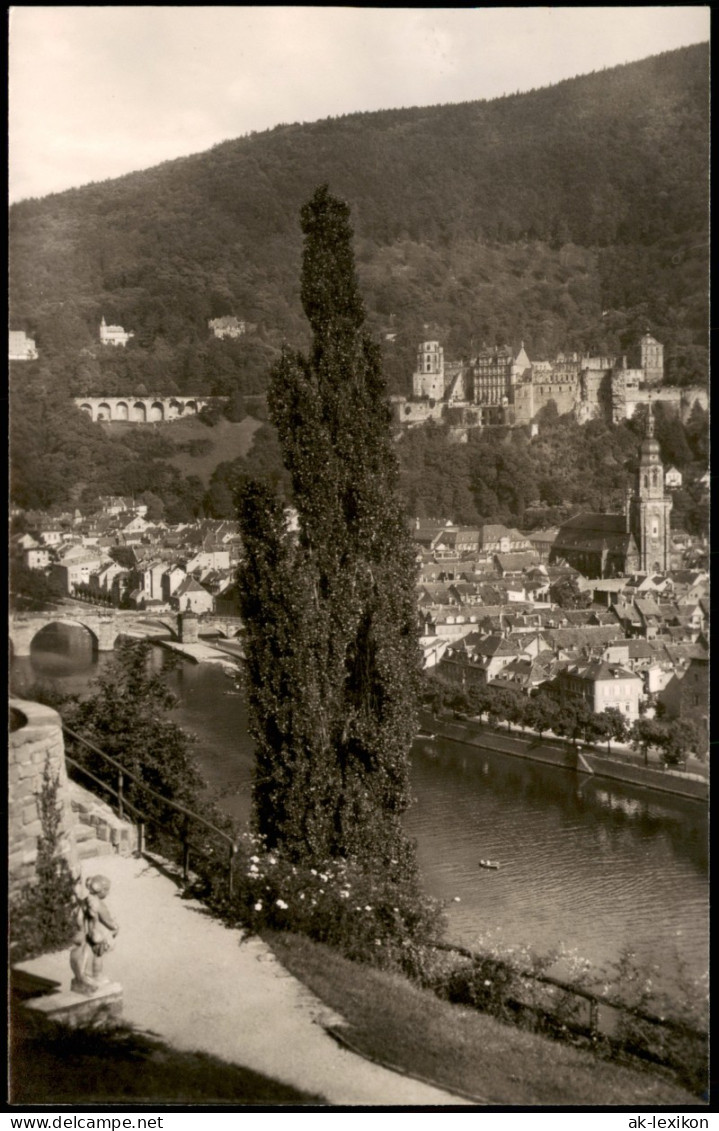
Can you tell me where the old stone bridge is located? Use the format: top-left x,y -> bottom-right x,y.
9,608 -> 243,657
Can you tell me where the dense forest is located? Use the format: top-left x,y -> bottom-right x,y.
9,45 -> 709,532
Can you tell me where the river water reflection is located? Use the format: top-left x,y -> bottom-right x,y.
11,627 -> 708,988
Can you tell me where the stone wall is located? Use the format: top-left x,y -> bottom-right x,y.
9,699 -> 79,899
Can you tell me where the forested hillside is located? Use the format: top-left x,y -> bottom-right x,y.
9,45 -> 709,528
10,44 -> 708,398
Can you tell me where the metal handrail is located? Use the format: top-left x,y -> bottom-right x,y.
62,725 -> 237,895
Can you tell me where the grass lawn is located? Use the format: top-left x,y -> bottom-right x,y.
100,415 -> 264,485
10,1006 -> 325,1107
165,415 -> 264,483
266,931 -> 705,1108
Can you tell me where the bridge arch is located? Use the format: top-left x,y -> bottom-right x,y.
10,611 -> 188,659
131,401 -> 147,422
115,400 -> 129,421
28,618 -> 101,658
79,402 -> 94,419
184,400 -> 198,415
137,616 -> 180,640
149,401 -> 164,422
97,402 -> 112,421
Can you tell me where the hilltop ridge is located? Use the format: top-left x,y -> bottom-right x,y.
9,45 -> 709,528
10,44 -> 708,391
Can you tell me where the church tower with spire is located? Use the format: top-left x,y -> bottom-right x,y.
629,409 -> 672,572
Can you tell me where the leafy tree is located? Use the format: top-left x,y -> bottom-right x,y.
588,706 -> 628,754
9,559 -> 62,612
490,686 -> 526,731
553,703 -> 591,747
203,477 -> 237,519
62,641 -> 228,842
467,683 -> 493,722
661,718 -> 698,766
684,402 -> 708,463
524,694 -> 556,739
237,186 -> 422,887
549,575 -> 593,609
629,717 -> 667,766
138,491 -> 165,522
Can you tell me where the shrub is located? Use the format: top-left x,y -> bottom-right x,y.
197,831 -> 445,977
10,757 -> 80,962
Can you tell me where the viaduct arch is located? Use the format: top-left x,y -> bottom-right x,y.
74,396 -> 225,423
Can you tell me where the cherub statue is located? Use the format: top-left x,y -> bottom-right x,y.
70,875 -> 119,995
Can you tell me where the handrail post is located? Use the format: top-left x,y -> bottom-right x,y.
182,817 -> 190,881
228,843 -> 236,899
137,820 -> 145,858
588,996 -> 599,1037
118,770 -> 124,819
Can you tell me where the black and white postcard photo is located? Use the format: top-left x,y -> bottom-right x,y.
8,6 -> 710,1120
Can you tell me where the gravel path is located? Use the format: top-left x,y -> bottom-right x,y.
17,853 -> 471,1107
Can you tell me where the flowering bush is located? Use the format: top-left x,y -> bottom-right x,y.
202,831 -> 444,975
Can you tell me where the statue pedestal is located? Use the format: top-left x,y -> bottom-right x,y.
22,982 -> 123,1030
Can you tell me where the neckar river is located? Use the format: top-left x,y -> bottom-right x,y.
11,627 -> 708,989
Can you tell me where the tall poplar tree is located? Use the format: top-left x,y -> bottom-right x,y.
237,186 -> 421,883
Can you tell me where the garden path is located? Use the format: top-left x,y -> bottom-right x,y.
17,852 -> 472,1107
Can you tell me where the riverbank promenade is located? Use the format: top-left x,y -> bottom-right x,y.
16,852 -> 471,1107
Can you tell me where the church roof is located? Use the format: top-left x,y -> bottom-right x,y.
555,513 -> 637,554
559,513 -> 626,534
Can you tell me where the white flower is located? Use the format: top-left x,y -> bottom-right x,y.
453,896 -> 461,903
250,855 -> 260,863
310,869 -> 317,875
276,899 -> 288,910
299,893 -> 305,901
268,856 -> 277,865
339,890 -> 350,899
484,980 -> 492,987
254,902 -> 263,911
364,905 -> 372,912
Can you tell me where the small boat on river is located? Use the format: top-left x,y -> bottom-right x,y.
416,730 -> 436,740
479,859 -> 500,870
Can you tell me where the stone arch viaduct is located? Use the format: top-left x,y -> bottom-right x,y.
9,610 -> 243,657
74,396 -> 224,423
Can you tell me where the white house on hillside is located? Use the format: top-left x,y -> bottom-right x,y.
100,317 -> 134,347
665,466 -> 683,489
9,330 -> 39,360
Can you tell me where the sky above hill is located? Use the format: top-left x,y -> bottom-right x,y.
9,6 -> 709,203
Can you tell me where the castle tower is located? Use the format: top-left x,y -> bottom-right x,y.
639,332 -> 663,385
629,410 -> 672,573
412,341 -> 445,400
